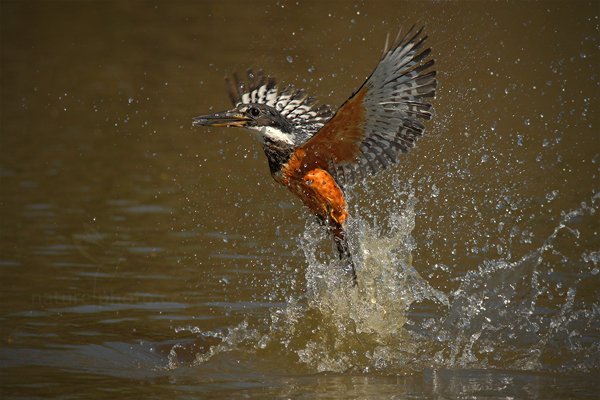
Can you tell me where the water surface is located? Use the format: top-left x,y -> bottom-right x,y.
1,1 -> 599,398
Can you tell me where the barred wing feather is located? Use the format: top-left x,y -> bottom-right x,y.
300,26 -> 437,187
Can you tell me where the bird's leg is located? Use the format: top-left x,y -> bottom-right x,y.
331,223 -> 358,286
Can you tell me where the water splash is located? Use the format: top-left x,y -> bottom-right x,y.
174,190 -> 599,374
279,192 -> 448,372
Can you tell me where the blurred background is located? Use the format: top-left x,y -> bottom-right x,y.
1,1 -> 598,398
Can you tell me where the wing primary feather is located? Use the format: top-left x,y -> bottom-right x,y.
414,70 -> 437,85
383,53 -> 434,88
394,24 -> 416,50
410,58 -> 436,76
295,25 -> 435,184
402,26 -> 424,49
409,46 -> 432,66
383,32 -> 390,55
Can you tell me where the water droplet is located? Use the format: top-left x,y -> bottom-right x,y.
517,135 -> 524,146
286,55 -> 294,63
546,190 -> 559,201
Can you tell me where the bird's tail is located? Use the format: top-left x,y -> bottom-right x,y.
332,224 -> 358,286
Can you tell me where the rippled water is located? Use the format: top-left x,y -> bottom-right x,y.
1,1 -> 599,398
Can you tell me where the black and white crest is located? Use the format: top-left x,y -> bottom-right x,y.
226,70 -> 333,141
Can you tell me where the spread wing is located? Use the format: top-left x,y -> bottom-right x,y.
298,26 -> 437,187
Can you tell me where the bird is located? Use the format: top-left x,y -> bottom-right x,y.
193,26 -> 436,286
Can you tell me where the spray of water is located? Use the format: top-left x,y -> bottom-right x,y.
172,186 -> 598,374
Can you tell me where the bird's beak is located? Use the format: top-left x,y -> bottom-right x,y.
192,110 -> 251,128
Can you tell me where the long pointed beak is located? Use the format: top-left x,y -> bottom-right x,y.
192,110 -> 251,128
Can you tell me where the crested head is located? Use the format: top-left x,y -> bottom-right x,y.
226,70 -> 333,145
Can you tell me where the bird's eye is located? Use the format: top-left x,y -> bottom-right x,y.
248,107 -> 260,117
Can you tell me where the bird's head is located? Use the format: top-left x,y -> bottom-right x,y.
193,70 -> 333,147
193,103 -> 297,146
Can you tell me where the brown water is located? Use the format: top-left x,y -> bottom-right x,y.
1,1 -> 599,398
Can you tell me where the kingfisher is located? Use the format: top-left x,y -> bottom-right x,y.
193,26 -> 436,285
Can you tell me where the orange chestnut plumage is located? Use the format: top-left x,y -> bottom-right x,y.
193,26 -> 437,286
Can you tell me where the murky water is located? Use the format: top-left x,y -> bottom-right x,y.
1,1 -> 599,398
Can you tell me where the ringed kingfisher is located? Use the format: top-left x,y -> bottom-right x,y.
193,26 -> 436,285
